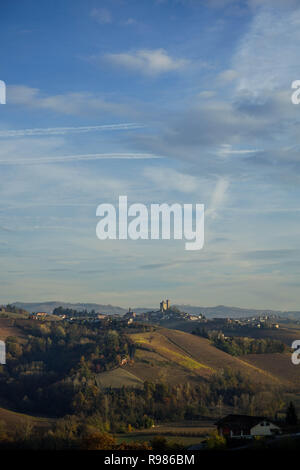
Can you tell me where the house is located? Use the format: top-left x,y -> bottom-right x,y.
97,314 -> 107,320
32,312 -> 48,320
216,414 -> 281,439
120,356 -> 128,366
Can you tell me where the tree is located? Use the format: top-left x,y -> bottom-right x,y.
206,431 -> 226,450
80,432 -> 116,450
286,402 -> 298,425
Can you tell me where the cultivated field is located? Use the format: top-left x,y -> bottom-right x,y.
115,419 -> 216,446
240,353 -> 300,388
126,328 -> 283,386
95,367 -> 144,389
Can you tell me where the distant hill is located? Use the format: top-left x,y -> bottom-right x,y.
175,305 -> 300,319
11,301 -> 300,318
11,301 -> 127,315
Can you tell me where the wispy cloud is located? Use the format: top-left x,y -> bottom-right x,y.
232,2 -> 300,95
206,177 -> 229,218
90,8 -> 112,24
217,144 -> 261,158
105,48 -> 189,76
0,123 -> 145,138
8,86 -> 131,116
0,153 -> 163,166
143,167 -> 198,193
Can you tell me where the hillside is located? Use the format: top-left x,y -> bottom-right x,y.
0,407 -> 54,433
122,328 -> 290,387
0,317 -> 25,341
239,353 -> 300,388
12,301 -> 127,315
95,367 -> 144,389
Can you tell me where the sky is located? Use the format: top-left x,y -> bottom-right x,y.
1,0 -> 300,309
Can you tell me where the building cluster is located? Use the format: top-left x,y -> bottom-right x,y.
123,300 -> 205,325
211,316 -> 280,330
216,414 -> 281,439
123,308 -> 137,325
30,312 -> 49,320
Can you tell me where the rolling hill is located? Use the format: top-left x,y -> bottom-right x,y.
0,317 -> 25,341
119,328 -> 295,388
0,407 -> 54,433
95,367 -> 144,389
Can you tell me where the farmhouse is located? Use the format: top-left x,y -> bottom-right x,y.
31,312 -> 48,320
216,414 -> 281,439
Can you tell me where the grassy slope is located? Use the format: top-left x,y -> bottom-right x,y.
126,328 -> 289,387
115,419 -> 216,446
95,367 -> 144,389
0,406 -> 55,432
0,317 -> 25,340
239,353 -> 300,388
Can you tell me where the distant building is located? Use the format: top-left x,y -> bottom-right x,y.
120,356 -> 128,366
216,414 -> 281,439
97,314 -> 107,320
160,299 -> 170,312
32,312 -> 48,320
124,308 -> 136,324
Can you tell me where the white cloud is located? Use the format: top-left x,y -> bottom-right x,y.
91,8 -> 112,24
143,167 -> 198,193
232,4 -> 300,95
206,178 -> 229,219
216,144 -> 261,158
7,85 -> 131,116
218,69 -> 237,82
105,48 -> 189,76
122,18 -> 137,25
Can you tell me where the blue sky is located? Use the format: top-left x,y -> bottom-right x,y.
1,0 -> 300,309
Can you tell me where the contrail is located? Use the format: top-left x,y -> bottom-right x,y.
0,153 -> 164,165
0,123 -> 145,138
